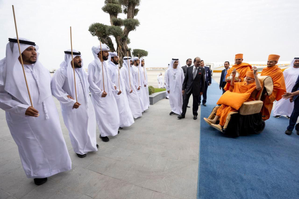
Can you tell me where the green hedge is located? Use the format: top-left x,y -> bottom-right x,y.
148,86 -> 166,95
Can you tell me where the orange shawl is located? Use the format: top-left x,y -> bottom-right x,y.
224,62 -> 252,91
261,65 -> 286,101
260,65 -> 286,120
217,81 -> 257,126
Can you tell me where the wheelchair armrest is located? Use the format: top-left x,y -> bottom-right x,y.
239,100 -> 263,116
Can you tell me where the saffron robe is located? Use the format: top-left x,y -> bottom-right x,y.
260,65 -> 286,120
224,62 -> 252,91
217,81 -> 257,126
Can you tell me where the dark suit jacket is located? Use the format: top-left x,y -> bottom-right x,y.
219,68 -> 229,87
182,66 -> 205,96
292,75 -> 299,101
181,65 -> 188,76
204,66 -> 212,84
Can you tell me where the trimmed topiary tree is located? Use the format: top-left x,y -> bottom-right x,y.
88,0 -> 148,66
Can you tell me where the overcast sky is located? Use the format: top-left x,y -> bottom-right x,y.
0,0 -> 298,70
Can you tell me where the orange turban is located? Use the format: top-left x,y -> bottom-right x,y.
268,54 -> 280,62
235,54 -> 243,59
246,71 -> 254,78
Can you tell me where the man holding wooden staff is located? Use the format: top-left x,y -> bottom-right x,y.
108,52 -> 134,128
120,56 -> 142,119
88,44 -> 120,142
132,57 -> 145,112
0,38 -> 72,185
51,50 -> 98,157
140,58 -> 150,111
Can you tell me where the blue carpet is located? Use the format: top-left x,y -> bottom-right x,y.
197,80 -> 299,199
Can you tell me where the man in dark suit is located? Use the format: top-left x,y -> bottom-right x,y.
181,58 -> 192,108
178,57 -> 205,120
198,60 -> 211,106
219,61 -> 230,93
284,75 -> 299,135
181,58 -> 192,76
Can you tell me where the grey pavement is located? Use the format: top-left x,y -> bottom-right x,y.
0,96 -> 201,199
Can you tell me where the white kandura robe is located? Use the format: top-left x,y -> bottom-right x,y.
273,67 -> 299,117
108,61 -> 134,127
158,75 -> 164,88
88,60 -> 120,137
51,68 -> 97,155
120,64 -> 142,119
165,67 -> 184,114
131,65 -> 145,111
140,67 -> 150,111
0,65 -> 72,178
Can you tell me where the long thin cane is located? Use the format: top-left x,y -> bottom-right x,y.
137,54 -> 140,88
126,52 -> 132,91
70,26 -> 78,102
117,47 -> 121,91
99,42 -> 105,92
12,5 -> 33,107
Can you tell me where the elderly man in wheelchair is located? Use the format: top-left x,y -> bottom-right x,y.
204,67 -> 273,137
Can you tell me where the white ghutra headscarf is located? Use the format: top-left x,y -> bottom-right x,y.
60,50 -> 89,102
0,38 -> 51,106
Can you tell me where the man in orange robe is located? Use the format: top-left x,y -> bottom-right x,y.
260,54 -> 286,120
224,53 -> 252,91
205,69 -> 261,126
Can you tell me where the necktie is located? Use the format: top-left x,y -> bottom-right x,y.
193,67 -> 198,79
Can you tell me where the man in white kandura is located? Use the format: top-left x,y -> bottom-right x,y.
132,57 -> 145,111
107,52 -> 134,128
157,73 -> 164,88
165,58 -> 184,115
51,50 -> 98,158
140,58 -> 150,111
273,57 -> 299,118
88,44 -> 120,142
0,38 -> 71,186
120,57 -> 142,119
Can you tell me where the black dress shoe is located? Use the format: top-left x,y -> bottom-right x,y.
178,115 -> 185,119
193,115 -> 198,120
96,144 -> 99,149
285,130 -> 292,135
118,131 -> 120,134
34,178 -> 48,186
203,103 -> 206,106
100,135 -> 109,142
274,115 -> 281,118
169,111 -> 174,115
187,106 -> 190,108
76,153 -> 87,158
119,127 -> 123,129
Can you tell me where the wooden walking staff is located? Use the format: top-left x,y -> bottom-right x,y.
117,46 -> 121,91
126,51 -> 132,91
137,54 -> 140,88
70,26 -> 78,102
99,42 -> 105,92
12,5 -> 33,107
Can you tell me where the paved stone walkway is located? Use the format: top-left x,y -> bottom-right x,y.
0,96 -> 200,199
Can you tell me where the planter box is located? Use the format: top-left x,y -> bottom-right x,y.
149,91 -> 166,105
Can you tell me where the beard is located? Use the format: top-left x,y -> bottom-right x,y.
113,60 -> 118,65
294,63 -> 299,68
74,62 -> 82,68
28,60 -> 37,64
103,55 -> 108,61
